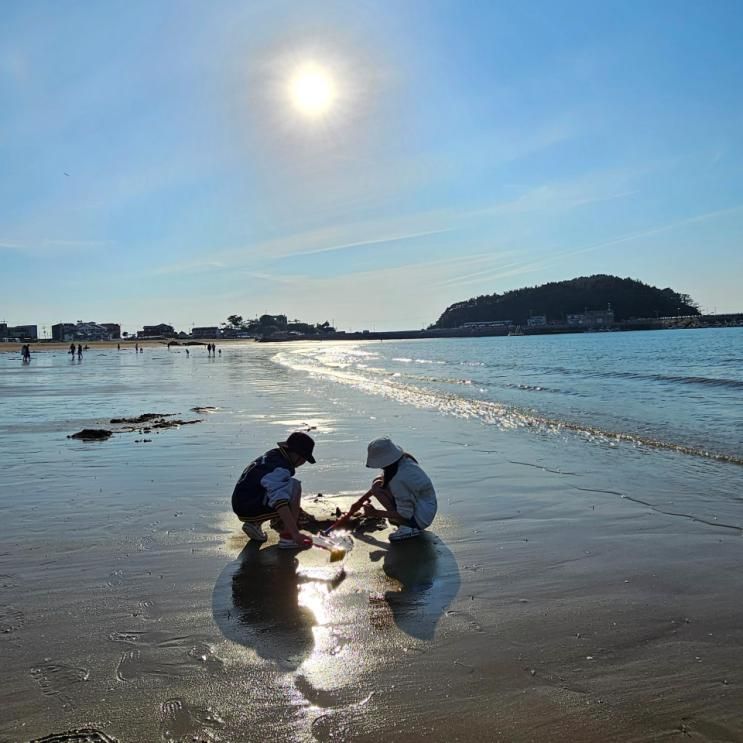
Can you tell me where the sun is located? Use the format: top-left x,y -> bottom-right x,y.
288,63 -> 337,118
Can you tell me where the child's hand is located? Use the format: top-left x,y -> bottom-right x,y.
292,531 -> 313,549
363,504 -> 384,519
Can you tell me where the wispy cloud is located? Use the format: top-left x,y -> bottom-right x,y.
153,259 -> 226,276
534,203 -> 743,267
0,239 -> 26,249
150,164 -> 642,280
440,203 -> 743,292
292,227 -> 454,257
0,237 -> 111,254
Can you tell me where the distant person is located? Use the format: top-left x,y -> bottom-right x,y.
231,432 -> 316,550
186,348 -> 190,356
135,342 -> 139,353
69,343 -> 75,355
21,344 -> 31,363
117,343 -> 121,351
139,347 -> 143,353
363,437 -> 437,541
77,344 -> 83,359
218,348 -> 222,355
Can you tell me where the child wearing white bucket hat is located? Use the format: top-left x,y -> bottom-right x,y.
363,437 -> 437,541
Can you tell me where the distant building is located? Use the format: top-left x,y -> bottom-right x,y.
461,320 -> 512,328
7,324 -> 38,340
191,326 -> 220,339
138,324 -> 175,338
566,309 -> 615,327
0,323 -> 7,339
52,321 -> 117,341
52,323 -> 76,341
101,323 -> 121,339
527,315 -> 547,327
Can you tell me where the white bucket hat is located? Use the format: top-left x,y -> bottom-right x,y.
366,437 -> 404,468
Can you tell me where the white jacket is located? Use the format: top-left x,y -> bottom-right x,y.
260,468 -> 301,510
389,457 -> 437,529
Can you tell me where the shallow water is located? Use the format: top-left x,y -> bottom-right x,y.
1,335 -> 742,742
274,328 -> 743,464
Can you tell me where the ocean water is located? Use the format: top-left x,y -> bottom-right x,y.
275,328 -> 743,465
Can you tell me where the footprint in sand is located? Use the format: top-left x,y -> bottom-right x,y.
0,605 -> 25,634
117,649 -> 148,682
108,630 -> 145,644
444,609 -> 483,633
116,642 -> 224,683
0,573 -> 18,590
105,569 -> 126,589
29,727 -> 118,742
116,649 -> 175,682
187,643 -> 225,675
30,662 -> 90,710
159,697 -> 225,742
135,599 -> 162,620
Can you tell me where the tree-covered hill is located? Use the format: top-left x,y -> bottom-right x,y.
432,275 -> 700,328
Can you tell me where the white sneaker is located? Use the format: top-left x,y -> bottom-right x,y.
241,521 -> 267,542
389,526 -> 422,542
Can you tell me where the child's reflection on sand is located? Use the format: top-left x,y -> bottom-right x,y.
212,543 -> 345,670
360,531 -> 460,641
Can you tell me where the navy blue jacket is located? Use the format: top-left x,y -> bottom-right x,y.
232,448 -> 296,516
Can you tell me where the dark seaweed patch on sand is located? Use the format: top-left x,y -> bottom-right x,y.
67,429 -> 112,441
109,413 -> 175,424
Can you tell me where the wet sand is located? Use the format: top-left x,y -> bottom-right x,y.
1,344 -> 741,742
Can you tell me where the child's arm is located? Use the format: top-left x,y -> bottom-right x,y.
364,483 -> 409,525
261,469 -> 312,547
364,503 -> 408,525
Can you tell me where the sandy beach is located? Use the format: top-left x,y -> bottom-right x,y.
0,339 -> 241,353
1,340 -> 741,742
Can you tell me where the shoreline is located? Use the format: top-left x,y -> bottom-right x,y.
2,314 -> 741,350
0,338 -> 253,352
259,318 -> 743,342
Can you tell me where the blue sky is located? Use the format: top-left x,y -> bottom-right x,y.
1,0 -> 742,333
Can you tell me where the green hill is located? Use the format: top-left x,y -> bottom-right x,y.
432,275 -> 700,328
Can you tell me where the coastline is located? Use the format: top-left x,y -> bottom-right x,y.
3,313 -> 741,351
1,342 -> 741,741
0,338 -> 253,353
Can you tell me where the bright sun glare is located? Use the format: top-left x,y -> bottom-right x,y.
289,63 -> 337,117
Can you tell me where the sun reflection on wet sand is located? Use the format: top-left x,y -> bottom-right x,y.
211,518 -> 462,741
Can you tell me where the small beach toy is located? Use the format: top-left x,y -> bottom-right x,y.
312,533 -> 354,562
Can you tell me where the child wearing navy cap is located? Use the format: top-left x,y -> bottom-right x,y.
232,431 -> 316,549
